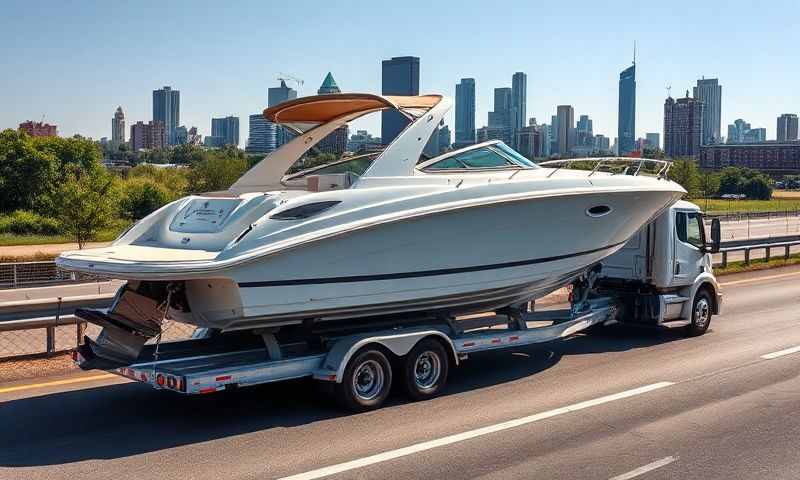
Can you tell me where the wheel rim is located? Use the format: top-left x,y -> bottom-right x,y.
694,298 -> 710,328
414,351 -> 442,390
352,359 -> 384,401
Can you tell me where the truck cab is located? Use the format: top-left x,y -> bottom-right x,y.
596,200 -> 723,335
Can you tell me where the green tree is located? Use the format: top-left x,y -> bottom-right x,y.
0,129 -> 59,213
698,170 -> 721,211
668,158 -> 701,198
119,177 -> 175,220
171,144 -> 205,165
52,164 -> 119,248
186,151 -> 248,192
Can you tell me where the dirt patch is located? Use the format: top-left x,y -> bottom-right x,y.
0,241 -> 112,262
0,352 -> 78,383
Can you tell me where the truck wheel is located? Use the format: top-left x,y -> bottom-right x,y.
402,339 -> 449,401
334,348 -> 392,412
686,290 -> 712,337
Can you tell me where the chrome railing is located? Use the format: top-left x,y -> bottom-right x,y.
538,157 -> 673,179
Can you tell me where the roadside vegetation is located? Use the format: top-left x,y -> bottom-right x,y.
715,251 -> 800,275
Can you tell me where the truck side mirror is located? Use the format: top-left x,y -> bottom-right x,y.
708,218 -> 721,253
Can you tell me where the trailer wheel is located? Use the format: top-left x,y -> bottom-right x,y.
686,290 -> 712,337
334,348 -> 392,412
402,338 -> 449,401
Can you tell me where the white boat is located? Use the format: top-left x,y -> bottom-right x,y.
57,93 -> 684,361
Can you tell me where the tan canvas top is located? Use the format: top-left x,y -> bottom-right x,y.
263,94 -> 442,123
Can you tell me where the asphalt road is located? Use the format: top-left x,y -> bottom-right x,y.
1,266 -> 800,479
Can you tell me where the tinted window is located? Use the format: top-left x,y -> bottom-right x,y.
455,148 -> 513,168
676,212 -> 703,249
426,157 -> 467,170
494,143 -> 538,168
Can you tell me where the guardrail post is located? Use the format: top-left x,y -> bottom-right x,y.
786,245 -> 791,260
46,325 -> 56,354
12,263 -> 18,288
77,321 -> 86,347
721,251 -> 728,269
744,249 -> 750,265
765,246 -> 771,263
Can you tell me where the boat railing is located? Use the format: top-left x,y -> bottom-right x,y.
538,157 -> 673,179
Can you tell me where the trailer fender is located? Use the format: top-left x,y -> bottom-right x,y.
313,330 -> 458,383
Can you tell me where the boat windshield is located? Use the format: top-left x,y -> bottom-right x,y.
420,143 -> 539,172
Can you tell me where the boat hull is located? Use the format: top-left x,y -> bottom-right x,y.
183,188 -> 679,330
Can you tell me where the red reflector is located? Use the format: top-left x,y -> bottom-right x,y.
491,339 -> 501,344
326,374 -> 337,381
215,375 -> 232,382
199,387 -> 216,394
156,374 -> 165,386
510,336 -> 520,341
463,342 -> 475,347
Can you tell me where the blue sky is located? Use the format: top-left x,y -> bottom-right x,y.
2,0 -> 798,144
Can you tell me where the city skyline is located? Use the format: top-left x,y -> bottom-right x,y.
2,1 -> 799,144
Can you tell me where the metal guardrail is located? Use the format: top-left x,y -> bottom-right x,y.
0,261 -> 109,289
717,235 -> 800,268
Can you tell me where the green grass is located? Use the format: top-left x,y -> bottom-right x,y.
694,198 -> 800,214
0,219 -> 130,247
715,252 -> 800,275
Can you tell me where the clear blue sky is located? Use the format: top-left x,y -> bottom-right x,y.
2,0 -> 798,144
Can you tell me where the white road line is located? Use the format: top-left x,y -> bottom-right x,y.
278,382 -> 674,480
761,345 -> 800,360
608,456 -> 678,480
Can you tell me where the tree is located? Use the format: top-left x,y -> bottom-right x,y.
119,177 -> 175,220
186,151 -> 248,192
697,171 -> 720,211
0,129 -> 59,213
668,159 -> 701,198
52,164 -> 119,248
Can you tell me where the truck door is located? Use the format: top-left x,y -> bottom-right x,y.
673,211 -> 706,285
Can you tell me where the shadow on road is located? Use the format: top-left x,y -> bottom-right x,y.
0,325 -> 690,467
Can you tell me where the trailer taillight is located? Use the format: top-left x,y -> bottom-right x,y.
156,374 -> 166,387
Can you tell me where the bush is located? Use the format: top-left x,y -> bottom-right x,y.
119,177 -> 175,220
0,210 -> 62,235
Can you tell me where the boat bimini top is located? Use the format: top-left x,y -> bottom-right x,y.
229,94 -> 451,194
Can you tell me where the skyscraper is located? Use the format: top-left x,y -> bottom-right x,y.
645,132 -> 660,150
455,78 -> 476,146
511,72 -> 527,148
487,87 -> 513,144
557,105 -> 575,155
617,63 -> 636,155
111,106 -> 125,148
693,78 -> 722,144
317,72 -> 341,94
550,114 -> 559,154
211,116 -> 240,147
246,114 -> 278,154
268,79 -> 297,107
130,120 -> 165,151
152,86 -> 180,145
777,114 -> 799,142
663,91 -> 705,158
381,56 -> 420,144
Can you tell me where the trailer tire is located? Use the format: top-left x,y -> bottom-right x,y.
686,290 -> 712,337
402,338 -> 449,401
334,348 -> 393,412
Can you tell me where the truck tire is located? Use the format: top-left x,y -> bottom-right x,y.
402,338 -> 449,401
686,290 -> 712,337
334,348 -> 393,412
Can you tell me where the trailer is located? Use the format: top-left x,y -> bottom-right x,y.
73,201 -> 723,411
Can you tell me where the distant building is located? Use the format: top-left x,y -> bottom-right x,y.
557,105 -> 575,155
511,72 -> 527,148
454,78 -> 476,146
488,88 -> 512,129
438,125 -> 451,152
550,115 -> 559,154
347,130 -> 382,153
777,114 -> 799,142
211,116 -> 240,147
476,125 -> 511,144
516,121 -> 541,160
538,123 -> 552,157
186,127 -> 202,145
204,136 -> 224,148
269,79 -> 297,107
130,120 -> 165,151
594,134 -> 611,153
317,72 -> 341,94
727,119 -> 766,144
617,63 -> 636,155
645,132 -> 660,150
381,56 -> 420,145
663,91 -> 705,158
152,86 -> 180,145
575,114 -> 593,152
245,114 -> 278,154
19,120 -> 57,137
112,106 -> 125,147
693,78 -> 722,144
700,142 -> 800,174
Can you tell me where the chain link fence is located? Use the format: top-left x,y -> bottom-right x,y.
0,261 -> 109,289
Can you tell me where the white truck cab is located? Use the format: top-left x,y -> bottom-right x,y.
596,200 -> 723,335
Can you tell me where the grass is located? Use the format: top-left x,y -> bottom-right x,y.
715,251 -> 800,275
695,197 -> 800,214
0,220 -> 129,247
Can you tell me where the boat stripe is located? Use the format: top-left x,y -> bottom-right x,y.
238,241 -> 625,288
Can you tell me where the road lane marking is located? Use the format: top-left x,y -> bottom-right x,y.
761,345 -> 800,360
0,373 -> 117,394
279,382 -> 674,480
609,456 -> 678,480
721,270 -> 800,287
